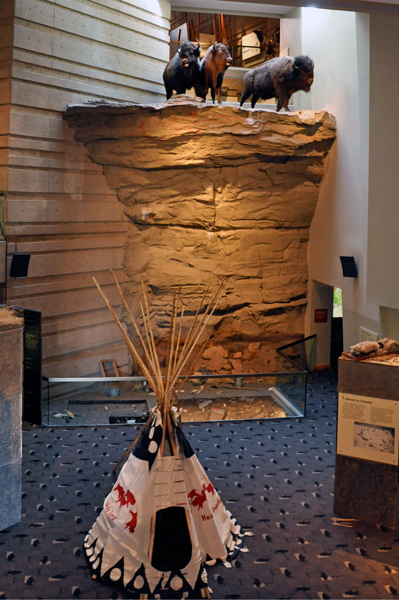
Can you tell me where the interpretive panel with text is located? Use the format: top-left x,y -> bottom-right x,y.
337,392 -> 399,465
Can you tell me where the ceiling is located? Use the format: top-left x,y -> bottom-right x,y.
171,0 -> 399,16
171,0 -> 294,18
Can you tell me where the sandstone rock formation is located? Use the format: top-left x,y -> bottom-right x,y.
64,97 -> 336,371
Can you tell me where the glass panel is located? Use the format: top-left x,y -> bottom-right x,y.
42,378 -> 151,427
41,370 -> 307,426
42,338 -> 314,425
274,336 -> 317,416
178,374 -> 304,422
274,372 -> 307,417
277,335 -> 316,372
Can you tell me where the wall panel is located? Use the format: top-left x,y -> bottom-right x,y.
6,0 -> 171,376
0,1 -> 14,198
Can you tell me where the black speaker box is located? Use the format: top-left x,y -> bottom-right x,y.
10,253 -> 31,278
340,256 -> 358,278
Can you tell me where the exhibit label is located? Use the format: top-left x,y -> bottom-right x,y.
337,392 -> 399,465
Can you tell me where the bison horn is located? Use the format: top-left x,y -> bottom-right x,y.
196,38 -> 200,50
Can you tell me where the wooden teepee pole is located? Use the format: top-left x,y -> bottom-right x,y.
92,277 -> 160,399
165,288 -> 180,408
95,274 -> 231,466
171,279 -> 228,389
109,271 -> 162,398
173,333 -> 211,399
160,289 -> 181,456
166,410 -> 177,456
172,284 -> 217,378
140,300 -> 163,397
174,285 -> 209,373
173,303 -> 185,373
141,282 -> 165,396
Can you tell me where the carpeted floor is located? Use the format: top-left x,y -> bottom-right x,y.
1,370 -> 398,600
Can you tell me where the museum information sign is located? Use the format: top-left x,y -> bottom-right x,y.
337,392 -> 399,466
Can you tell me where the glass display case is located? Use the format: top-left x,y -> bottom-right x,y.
42,335 -> 315,427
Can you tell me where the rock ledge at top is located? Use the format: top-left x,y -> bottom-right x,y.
64,97 -> 336,360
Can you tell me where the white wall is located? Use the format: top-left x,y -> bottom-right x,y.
283,8 -> 399,361
367,14 -> 399,312
280,9 -> 302,58
280,7 -> 303,109
284,8 -> 381,358
306,279 -> 334,367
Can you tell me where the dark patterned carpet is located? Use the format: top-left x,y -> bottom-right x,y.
1,370 -> 398,600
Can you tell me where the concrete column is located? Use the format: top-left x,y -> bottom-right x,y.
0,312 -> 23,530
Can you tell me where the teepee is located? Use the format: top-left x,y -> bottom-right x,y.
84,275 -> 242,598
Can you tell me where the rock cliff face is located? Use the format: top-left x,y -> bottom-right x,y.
64,97 -> 336,371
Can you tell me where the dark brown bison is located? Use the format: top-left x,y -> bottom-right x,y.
163,40 -> 201,100
240,55 -> 314,111
194,42 -> 232,104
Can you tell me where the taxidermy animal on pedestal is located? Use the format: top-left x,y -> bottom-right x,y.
195,42 -> 232,104
163,40 -> 201,99
240,55 -> 314,111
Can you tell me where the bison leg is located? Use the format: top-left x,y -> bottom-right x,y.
251,93 -> 260,108
165,85 -> 173,100
216,73 -> 224,104
276,92 -> 290,112
194,83 -> 205,100
276,99 -> 290,112
240,87 -> 252,107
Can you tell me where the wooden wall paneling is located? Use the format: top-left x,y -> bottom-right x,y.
6,0 -> 171,377
0,1 -> 14,195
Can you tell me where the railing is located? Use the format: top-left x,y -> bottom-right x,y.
42,336 -> 315,427
276,334 -> 316,416
276,334 -> 316,372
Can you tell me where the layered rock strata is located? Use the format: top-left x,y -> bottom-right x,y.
64,97 -> 336,369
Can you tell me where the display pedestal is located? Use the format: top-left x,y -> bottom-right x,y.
335,358 -> 399,529
0,316 -> 23,531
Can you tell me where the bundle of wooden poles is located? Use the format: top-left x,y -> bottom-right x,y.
93,271 -> 230,460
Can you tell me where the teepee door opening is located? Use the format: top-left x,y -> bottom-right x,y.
150,507 -> 192,572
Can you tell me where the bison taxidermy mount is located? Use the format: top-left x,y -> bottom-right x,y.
195,42 -> 232,104
240,55 -> 314,111
163,40 -> 201,100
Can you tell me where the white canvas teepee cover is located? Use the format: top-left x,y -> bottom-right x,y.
84,410 -> 241,597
